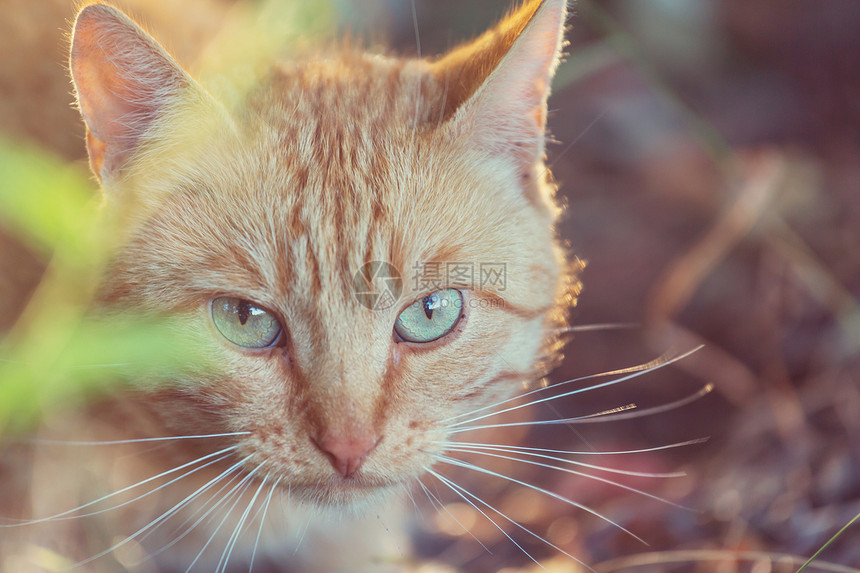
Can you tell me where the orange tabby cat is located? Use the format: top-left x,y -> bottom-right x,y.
0,0 -> 574,570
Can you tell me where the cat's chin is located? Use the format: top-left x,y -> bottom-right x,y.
296,478 -> 401,509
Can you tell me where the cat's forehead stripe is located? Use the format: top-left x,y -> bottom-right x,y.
258,55 -> 427,133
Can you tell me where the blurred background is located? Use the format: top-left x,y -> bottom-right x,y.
1,0 -> 858,571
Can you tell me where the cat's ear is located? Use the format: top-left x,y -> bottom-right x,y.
434,0 -> 567,172
70,4 -> 201,183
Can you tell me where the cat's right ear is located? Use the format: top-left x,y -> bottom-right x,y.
70,4 -> 201,184
432,0 -> 567,177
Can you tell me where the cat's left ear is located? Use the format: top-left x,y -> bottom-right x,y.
434,0 -> 567,173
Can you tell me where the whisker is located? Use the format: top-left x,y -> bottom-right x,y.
431,469 -> 598,573
426,469 -> 542,570
249,478 -> 279,573
442,445 -> 685,478
553,322 -> 638,333
450,383 -> 713,434
440,366 -> 644,427
216,473 -> 269,573
214,478 -> 268,573
184,465 -> 262,573
437,438 -> 709,456
278,484 -> 292,541
59,451 -> 236,524
416,479 -> 442,514
409,0 -> 422,147
139,469 -> 246,559
444,347 -> 702,427
293,513 -> 313,555
581,384 -> 714,422
544,399 -> 598,451
401,482 -> 424,520
69,456 -> 251,569
593,549 -> 860,573
24,431 -> 251,446
544,109 -> 607,175
445,405 -> 636,435
440,448 -> 690,509
0,446 -> 238,527
416,476 -> 490,553
430,453 -> 647,545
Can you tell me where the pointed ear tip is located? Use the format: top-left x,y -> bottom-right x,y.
74,3 -> 128,34
78,3 -> 126,18
537,0 -> 569,20
72,3 -> 139,62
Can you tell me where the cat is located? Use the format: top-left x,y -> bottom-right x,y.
0,0 -> 576,571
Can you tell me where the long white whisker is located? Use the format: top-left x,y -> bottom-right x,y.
431,469 -> 597,573
416,479 -> 442,513
400,0 -> 426,263
59,451 -> 236,524
273,485 -> 288,541
442,444 -> 685,478
451,384 -> 713,434
543,109 -> 608,176
401,482 -> 424,520
441,448 -> 690,509
446,405 -> 636,435
439,357 -> 663,426
444,347 -> 702,427
594,549 -> 860,573
216,473 -> 269,573
448,375 -> 606,428
437,438 -> 709,456
543,399 -> 599,451
409,0 -> 422,146
416,476 -> 490,553
233,477 -> 270,536
23,431 -> 251,446
278,484 -> 292,540
1,446 -> 238,527
138,469 -> 246,560
249,478 -> 279,573
184,465 -> 262,573
582,384 -> 714,422
430,453 -> 647,545
553,322 -> 638,333
69,456 -> 250,569
426,469 -> 541,569
293,514 -> 312,554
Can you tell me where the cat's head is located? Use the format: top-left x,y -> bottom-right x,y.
70,0 -> 574,507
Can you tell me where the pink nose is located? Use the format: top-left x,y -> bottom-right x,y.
313,432 -> 380,478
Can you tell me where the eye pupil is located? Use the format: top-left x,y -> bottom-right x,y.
237,300 -> 251,325
422,295 -> 437,319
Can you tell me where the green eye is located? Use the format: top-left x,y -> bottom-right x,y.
394,289 -> 464,343
211,297 -> 283,348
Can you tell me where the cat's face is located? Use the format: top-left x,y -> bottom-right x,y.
72,0 -> 571,507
